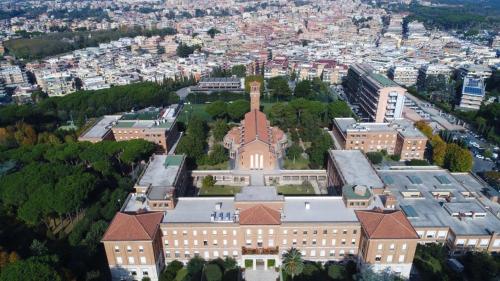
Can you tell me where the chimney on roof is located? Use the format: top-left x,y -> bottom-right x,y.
250,81 -> 261,112
305,202 -> 310,210
215,202 -> 222,210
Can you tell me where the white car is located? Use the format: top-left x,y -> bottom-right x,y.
475,155 -> 485,160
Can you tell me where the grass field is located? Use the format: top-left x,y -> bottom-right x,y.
199,185 -> 242,196
277,184 -> 316,195
178,104 -> 212,123
197,161 -> 230,170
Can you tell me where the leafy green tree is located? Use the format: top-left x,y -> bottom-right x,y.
431,135 -> 447,166
176,43 -> 200,58
160,260 -> 184,281
282,248 -> 304,280
187,256 -> 206,277
306,131 -> 332,168
444,143 -> 473,172
287,143 -> 303,161
328,264 -> 346,280
207,27 -> 221,39
462,251 -> 499,281
212,119 -> 229,142
366,152 -> 383,164
227,100 -> 249,121
206,144 -> 227,165
267,76 -> 291,100
231,65 -> 246,78
0,259 -> 61,281
202,176 -> 216,188
206,101 -> 227,119
328,100 -> 353,118
294,80 -> 312,98
204,264 -> 222,281
223,257 -> 237,271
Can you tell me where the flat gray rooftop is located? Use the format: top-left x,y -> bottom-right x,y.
334,118 -> 394,134
235,186 -> 284,202
137,155 -> 184,190
329,150 -> 384,189
282,196 -> 382,223
391,118 -> 426,138
379,168 -> 500,235
163,198 -> 235,224
80,115 -> 121,139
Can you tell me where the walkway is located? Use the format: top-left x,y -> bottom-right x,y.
168,132 -> 183,155
244,269 -> 278,281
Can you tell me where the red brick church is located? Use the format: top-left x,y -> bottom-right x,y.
224,81 -> 289,170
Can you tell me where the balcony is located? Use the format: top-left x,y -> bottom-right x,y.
242,246 -> 279,255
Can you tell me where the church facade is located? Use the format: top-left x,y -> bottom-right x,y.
224,81 -> 288,170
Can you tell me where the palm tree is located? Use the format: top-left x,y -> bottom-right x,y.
282,248 -> 304,280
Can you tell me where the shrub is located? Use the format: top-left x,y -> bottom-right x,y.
204,264 -> 222,281
406,159 -> 429,166
366,151 -> 383,164
244,259 -> 253,268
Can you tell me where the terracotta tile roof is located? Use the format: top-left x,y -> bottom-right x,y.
243,110 -> 270,144
102,212 -> 163,241
239,204 -> 281,225
355,209 -> 418,239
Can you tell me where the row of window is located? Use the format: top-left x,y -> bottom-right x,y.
115,256 -> 147,265
374,254 -> 406,263
377,243 -> 407,251
114,245 -> 144,253
164,249 -> 356,259
165,238 -> 357,247
162,228 -> 357,236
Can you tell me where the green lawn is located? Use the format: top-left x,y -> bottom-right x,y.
178,104 -> 211,122
277,184 -> 316,195
199,185 -> 242,196
197,161 -> 230,170
283,157 -> 310,169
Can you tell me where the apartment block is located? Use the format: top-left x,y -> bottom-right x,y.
388,65 -> 419,87
331,118 -> 427,161
345,64 -> 406,122
192,77 -> 244,92
78,105 -> 180,152
459,76 -> 486,110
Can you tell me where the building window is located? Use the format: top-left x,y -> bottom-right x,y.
184,240 -> 188,246
323,229 -> 327,235
387,255 -> 393,263
390,244 -> 395,250
140,257 -> 146,264
402,243 -> 407,250
302,240 -> 307,246
312,239 -> 317,245
138,246 -> 144,253
353,229 -> 357,234
116,257 -> 123,264
143,270 -> 148,276
339,250 -> 345,257
303,231 -> 308,235
127,246 -> 132,253
375,255 -> 382,262
293,230 -> 298,235
203,240 -> 208,246
114,246 -> 120,253
128,257 -> 134,264
351,239 -> 356,245
182,230 -> 187,236
213,240 -> 218,246
175,251 -> 180,258
399,255 -> 405,263
342,229 -> 347,234
165,251 -> 170,258
247,229 -> 252,235
377,243 -> 383,250
282,239 -> 287,245
212,230 -> 217,235
341,239 -> 346,245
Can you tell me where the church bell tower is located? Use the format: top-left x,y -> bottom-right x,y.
250,81 -> 261,112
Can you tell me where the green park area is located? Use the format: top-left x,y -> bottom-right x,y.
199,185 -> 242,196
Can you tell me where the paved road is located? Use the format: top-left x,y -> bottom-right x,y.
176,86 -> 191,100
